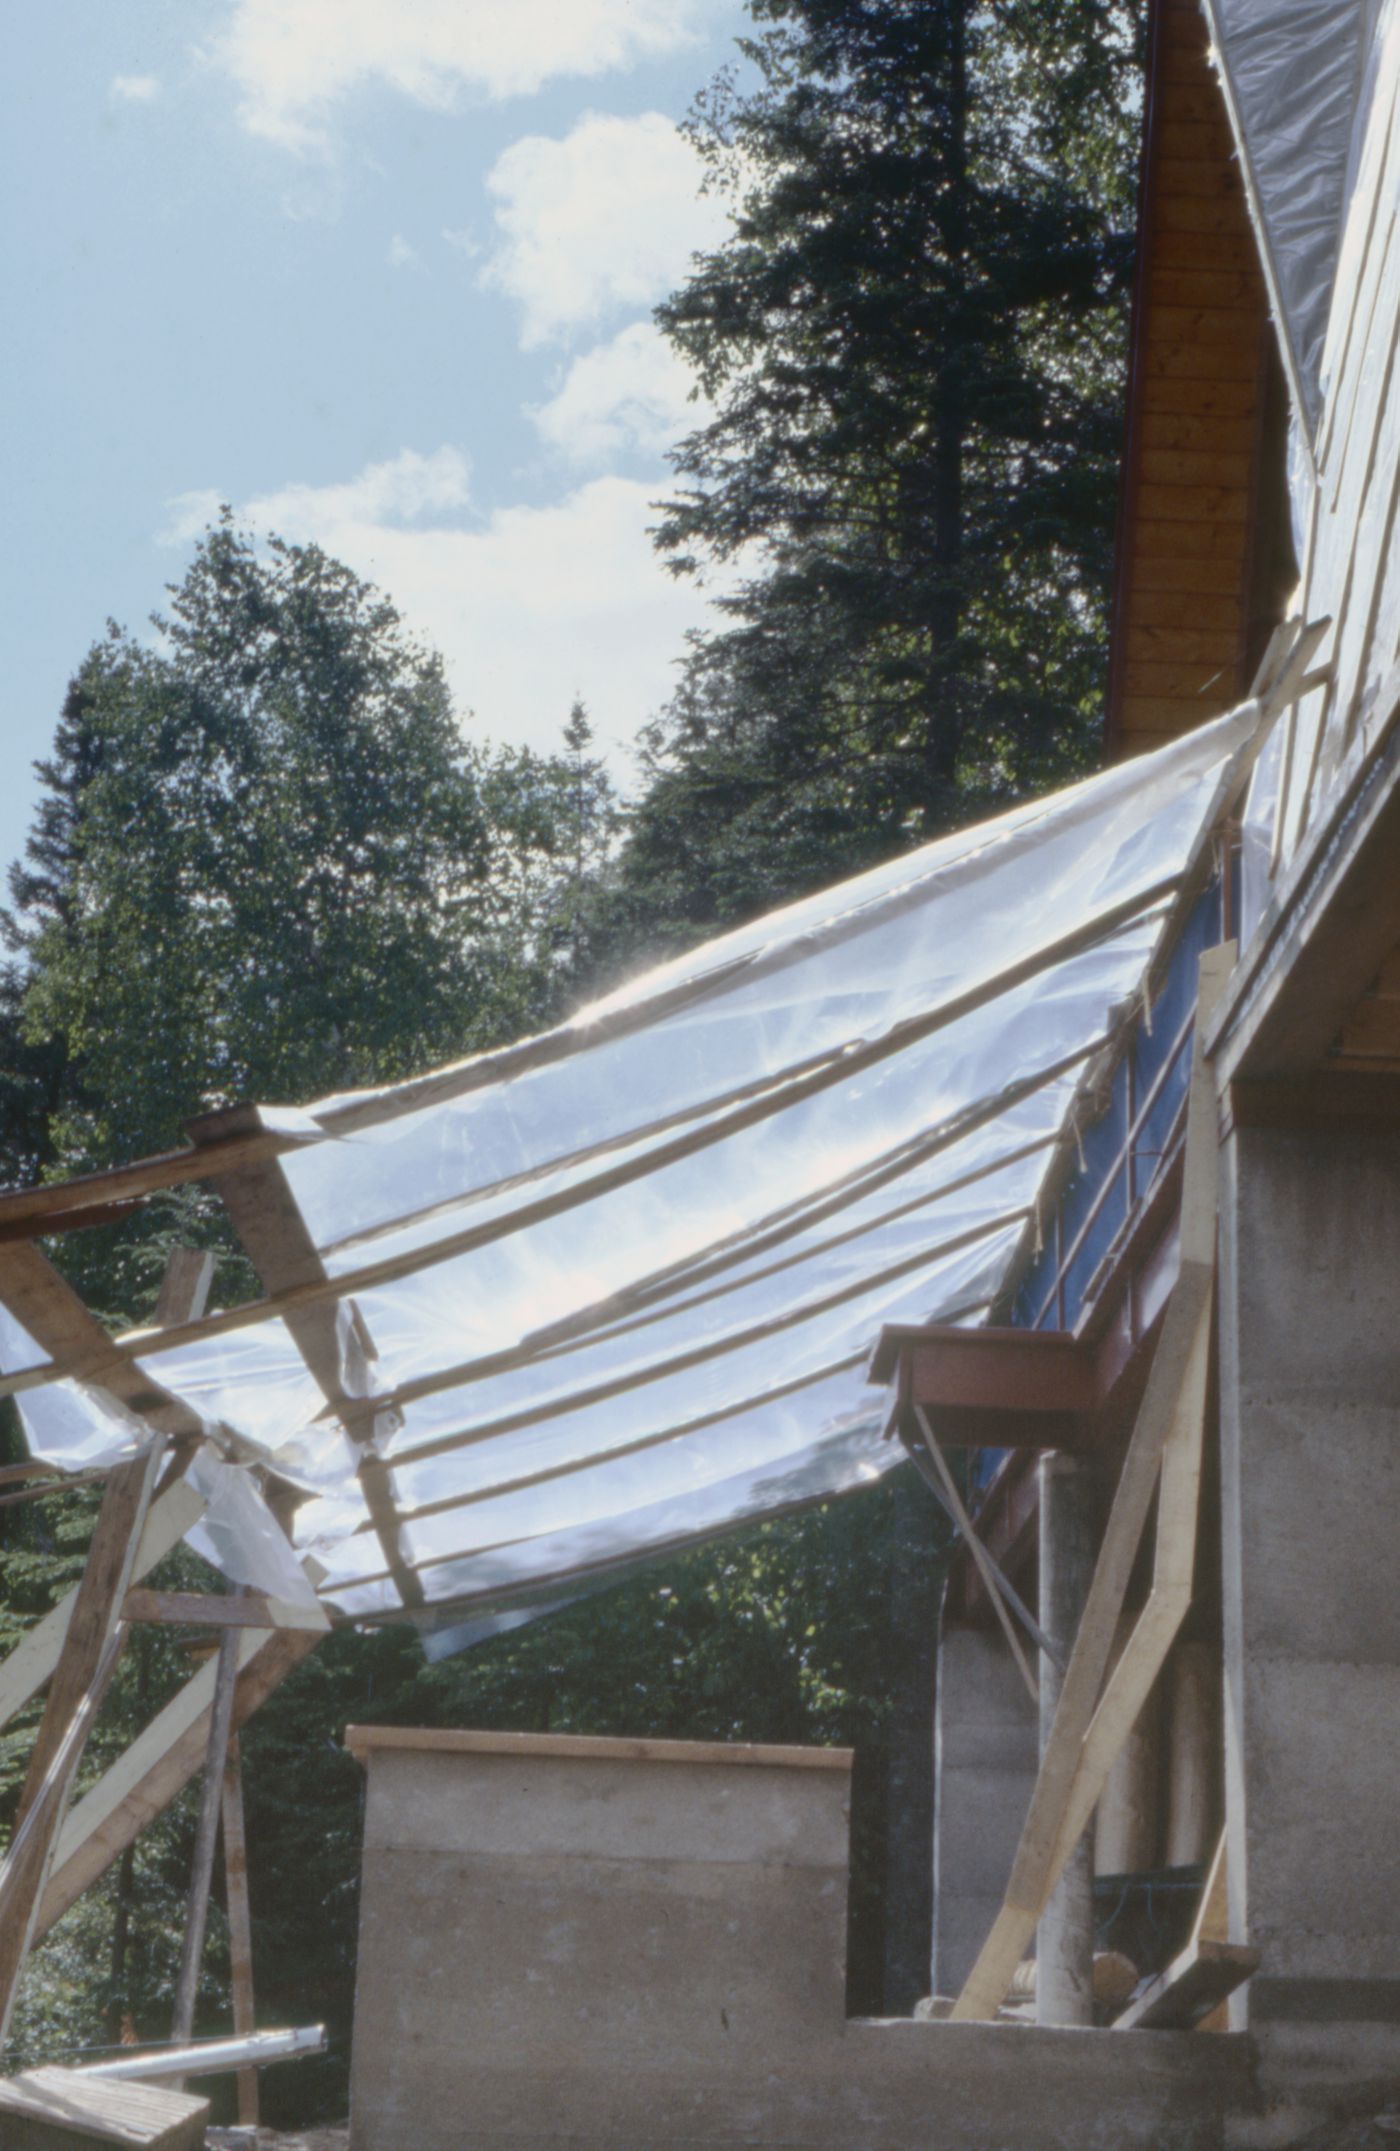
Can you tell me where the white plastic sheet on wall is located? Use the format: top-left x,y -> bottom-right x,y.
1202,0 -> 1378,434
10,705 -> 1257,1622
1235,0 -> 1400,931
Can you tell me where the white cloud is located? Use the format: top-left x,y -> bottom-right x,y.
160,452 -> 713,763
482,111 -> 725,347
217,0 -> 708,153
534,323 -> 704,466
387,233 -> 419,268
110,74 -> 161,103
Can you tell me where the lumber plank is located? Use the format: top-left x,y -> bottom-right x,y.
345,1723 -> 854,1769
220,1733 -> 259,2127
206,1152 -> 422,1609
0,1482 -> 205,1733
952,946 -> 1232,2022
0,2068 -> 208,2150
0,1244 -> 205,1435
1113,1938 -> 1259,2031
120,1586 -> 325,1631
36,1627 -> 320,1939
0,1126 -> 301,1241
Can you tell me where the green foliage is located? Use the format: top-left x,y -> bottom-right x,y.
0,0 -> 1141,2103
599,0 -> 1142,956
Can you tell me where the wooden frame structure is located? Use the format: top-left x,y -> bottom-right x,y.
0,1240 -> 328,2059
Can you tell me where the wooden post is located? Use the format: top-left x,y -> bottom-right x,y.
1095,1617 -> 1163,1876
221,1735 -> 259,2128
0,1439 -> 165,2045
1035,1452 -> 1099,2026
1165,1639 -> 1220,1868
953,943 -> 1233,2022
170,1629 -> 241,2048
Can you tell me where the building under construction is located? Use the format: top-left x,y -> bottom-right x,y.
0,0 -> 1396,2144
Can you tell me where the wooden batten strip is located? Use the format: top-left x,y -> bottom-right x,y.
207,1152 -> 423,1612
953,945 -> 1232,2022
36,1627 -> 320,1940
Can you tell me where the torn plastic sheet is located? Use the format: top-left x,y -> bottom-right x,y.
16,1380 -> 153,1471
184,1445 -> 320,1606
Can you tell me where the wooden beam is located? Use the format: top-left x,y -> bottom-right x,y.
220,1734 -> 259,2129
0,1243 -> 207,1435
35,1627 -> 320,1941
120,1587 -> 326,1631
205,1150 -> 422,1610
952,943 -> 1232,2022
0,2066 -> 209,2149
0,1124 -> 304,1242
1112,1937 -> 1259,2031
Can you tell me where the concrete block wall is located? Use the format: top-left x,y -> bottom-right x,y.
1219,1126 -> 1400,2131
346,1726 -> 1247,2151
932,1624 -> 1039,1996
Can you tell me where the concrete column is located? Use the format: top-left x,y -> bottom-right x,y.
1036,1451 -> 1098,2026
1219,1123 -> 1400,2124
931,1623 -> 1038,1999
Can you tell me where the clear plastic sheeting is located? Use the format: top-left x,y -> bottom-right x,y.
1239,0 -> 1400,927
9,705 -> 1256,1621
16,1379 -> 153,1472
184,1445 -> 322,1606
1202,0 -> 1379,433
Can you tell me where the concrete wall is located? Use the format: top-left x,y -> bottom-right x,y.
932,1623 -> 1039,1997
1219,1125 -> 1400,2133
347,1728 -> 1248,2151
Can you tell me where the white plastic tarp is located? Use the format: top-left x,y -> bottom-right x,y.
4,705 -> 1257,1622
1203,0 -> 1383,433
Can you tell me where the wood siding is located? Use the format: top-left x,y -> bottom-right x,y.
1105,0 -> 1272,758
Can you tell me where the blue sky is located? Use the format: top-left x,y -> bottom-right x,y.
0,0 -> 753,887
